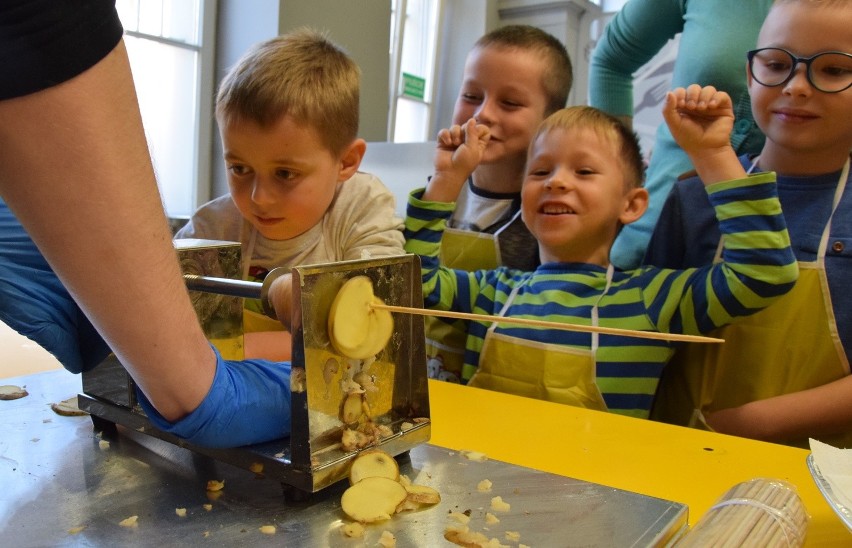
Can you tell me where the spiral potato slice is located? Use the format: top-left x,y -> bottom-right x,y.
328,276 -> 394,359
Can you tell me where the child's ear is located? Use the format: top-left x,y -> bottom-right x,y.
619,187 -> 649,225
337,138 -> 367,182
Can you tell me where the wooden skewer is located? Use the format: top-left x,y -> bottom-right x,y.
371,303 -> 724,344
680,479 -> 806,546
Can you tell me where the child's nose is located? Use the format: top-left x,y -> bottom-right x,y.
474,98 -> 496,124
544,169 -> 571,191
783,66 -> 814,96
250,177 -> 276,205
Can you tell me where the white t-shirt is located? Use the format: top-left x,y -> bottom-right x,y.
176,171 -> 405,276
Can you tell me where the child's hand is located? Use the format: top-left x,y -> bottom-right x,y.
434,118 -> 491,178
266,271 -> 293,330
663,85 -> 734,156
663,85 -> 745,185
423,119 -> 491,203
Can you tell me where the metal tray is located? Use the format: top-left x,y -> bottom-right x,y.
807,454 -> 852,531
2,369 -> 689,547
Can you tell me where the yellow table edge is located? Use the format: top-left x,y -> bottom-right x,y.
426,379 -> 850,546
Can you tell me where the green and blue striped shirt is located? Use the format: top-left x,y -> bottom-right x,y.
404,173 -> 798,418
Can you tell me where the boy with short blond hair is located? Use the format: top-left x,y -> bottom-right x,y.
647,0 -> 852,447
178,29 -> 404,360
404,88 -> 798,417
215,28 -> 359,156
423,25 -> 572,381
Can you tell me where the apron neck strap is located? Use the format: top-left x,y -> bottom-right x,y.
816,158 -> 850,259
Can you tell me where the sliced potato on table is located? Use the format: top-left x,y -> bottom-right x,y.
341,476 -> 407,523
349,449 -> 400,485
0,385 -> 28,400
51,396 -> 87,416
328,276 -> 394,360
341,448 -> 441,523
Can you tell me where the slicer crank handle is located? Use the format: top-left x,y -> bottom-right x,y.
183,274 -> 262,299
183,267 -> 289,320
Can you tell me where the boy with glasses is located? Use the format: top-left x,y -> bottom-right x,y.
646,0 -> 852,447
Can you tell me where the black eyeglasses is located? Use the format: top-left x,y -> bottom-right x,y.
747,47 -> 852,93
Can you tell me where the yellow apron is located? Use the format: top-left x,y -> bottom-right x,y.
652,159 -> 851,447
467,267 -> 613,411
425,211 -> 521,382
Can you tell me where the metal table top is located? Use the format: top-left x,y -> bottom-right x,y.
1,370 -> 687,546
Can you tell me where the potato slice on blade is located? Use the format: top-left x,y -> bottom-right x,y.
328,276 -> 394,360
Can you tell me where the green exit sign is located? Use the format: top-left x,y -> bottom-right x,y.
401,72 -> 426,100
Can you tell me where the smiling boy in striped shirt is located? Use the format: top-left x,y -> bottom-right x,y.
404,86 -> 797,417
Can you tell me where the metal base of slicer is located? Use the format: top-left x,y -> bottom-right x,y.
78,241 -> 430,496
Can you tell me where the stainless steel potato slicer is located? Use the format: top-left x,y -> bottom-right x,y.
77,239 -> 430,497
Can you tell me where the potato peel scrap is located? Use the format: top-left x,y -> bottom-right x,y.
444,525 -> 509,548
460,450 -> 488,462
378,530 -> 397,547
477,479 -> 493,492
119,515 -> 138,528
490,496 -> 510,512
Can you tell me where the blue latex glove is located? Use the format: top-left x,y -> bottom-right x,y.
0,199 -> 109,373
136,346 -> 292,448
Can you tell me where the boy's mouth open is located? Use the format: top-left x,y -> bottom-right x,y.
540,203 -> 575,215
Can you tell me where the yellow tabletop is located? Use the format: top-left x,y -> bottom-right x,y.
427,380 -> 850,546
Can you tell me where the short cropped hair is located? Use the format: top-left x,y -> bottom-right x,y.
216,28 -> 360,156
474,25 -> 573,115
533,106 -> 645,189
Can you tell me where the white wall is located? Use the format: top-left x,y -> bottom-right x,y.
277,0 -> 392,142
211,0 -> 281,198
360,141 -> 437,218
430,0 -> 497,137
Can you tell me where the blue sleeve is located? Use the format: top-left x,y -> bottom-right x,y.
0,199 -> 110,373
644,177 -> 723,269
588,0 -> 687,115
136,346 -> 292,448
644,181 -> 690,269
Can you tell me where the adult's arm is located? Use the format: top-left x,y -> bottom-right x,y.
588,0 -> 686,124
706,377 -> 852,443
0,40 -> 214,421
